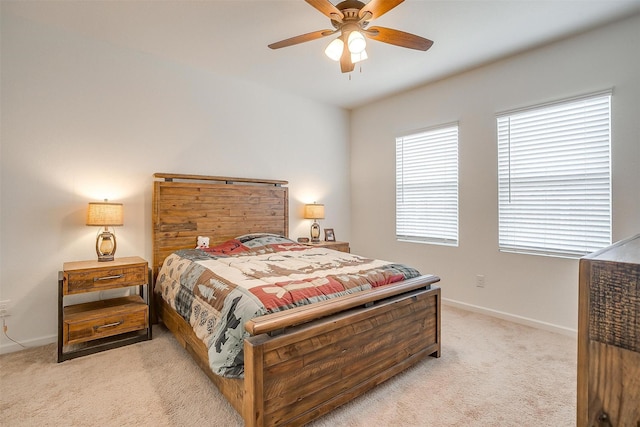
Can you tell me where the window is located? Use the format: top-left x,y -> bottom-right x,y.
396,124 -> 459,246
497,91 -> 611,258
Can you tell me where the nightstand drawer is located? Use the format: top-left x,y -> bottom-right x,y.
63,296 -> 148,345
325,242 -> 350,253
306,241 -> 350,253
64,264 -> 147,295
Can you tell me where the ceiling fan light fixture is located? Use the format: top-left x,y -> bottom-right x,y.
325,38 -> 344,61
351,49 -> 368,63
347,30 -> 366,54
267,0 -> 433,74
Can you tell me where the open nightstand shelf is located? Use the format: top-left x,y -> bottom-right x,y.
57,256 -> 152,362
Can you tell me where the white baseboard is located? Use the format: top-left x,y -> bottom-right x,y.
442,298 -> 577,338
0,334 -> 57,354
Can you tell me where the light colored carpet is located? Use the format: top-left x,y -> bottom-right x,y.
0,306 -> 576,426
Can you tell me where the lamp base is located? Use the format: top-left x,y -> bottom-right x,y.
310,221 -> 321,243
96,229 -> 117,262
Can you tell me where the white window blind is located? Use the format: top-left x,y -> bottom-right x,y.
396,124 -> 459,246
497,92 -> 611,258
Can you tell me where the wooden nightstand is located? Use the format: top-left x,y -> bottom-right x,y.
58,256 -> 152,362
306,240 -> 350,253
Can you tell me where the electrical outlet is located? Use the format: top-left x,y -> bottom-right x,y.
476,275 -> 485,288
0,299 -> 11,318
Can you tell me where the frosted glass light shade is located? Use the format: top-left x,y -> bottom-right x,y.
351,49 -> 368,63
325,38 -> 344,61
348,31 -> 366,54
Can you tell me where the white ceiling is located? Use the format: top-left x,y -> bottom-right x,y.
5,0 -> 640,109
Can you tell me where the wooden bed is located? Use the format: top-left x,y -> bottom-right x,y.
152,173 -> 441,426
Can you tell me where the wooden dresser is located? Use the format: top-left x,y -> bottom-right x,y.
578,234 -> 640,426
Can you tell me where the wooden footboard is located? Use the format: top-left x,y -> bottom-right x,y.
243,285 -> 441,426
157,281 -> 441,427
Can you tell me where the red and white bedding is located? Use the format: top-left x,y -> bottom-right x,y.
155,234 -> 421,378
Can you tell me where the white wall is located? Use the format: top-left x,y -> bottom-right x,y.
350,14 -> 640,334
0,13 -> 350,352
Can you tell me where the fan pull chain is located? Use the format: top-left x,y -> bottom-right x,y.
347,66 -> 364,81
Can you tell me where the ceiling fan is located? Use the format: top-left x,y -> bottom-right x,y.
268,0 -> 433,73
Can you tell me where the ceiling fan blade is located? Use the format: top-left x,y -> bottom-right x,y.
359,0 -> 404,20
268,29 -> 335,49
365,26 -> 434,51
340,42 -> 355,73
305,0 -> 344,21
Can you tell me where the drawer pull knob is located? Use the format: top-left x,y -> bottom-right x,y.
93,321 -> 123,331
596,412 -> 612,427
94,274 -> 124,282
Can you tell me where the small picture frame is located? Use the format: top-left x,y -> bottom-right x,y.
324,228 -> 335,241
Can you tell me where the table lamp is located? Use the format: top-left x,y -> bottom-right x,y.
86,200 -> 123,262
304,203 -> 325,243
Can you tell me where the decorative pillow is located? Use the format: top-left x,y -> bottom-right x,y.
203,239 -> 248,255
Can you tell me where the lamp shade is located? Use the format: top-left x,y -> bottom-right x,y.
351,49 -> 368,63
86,202 -> 124,226
348,30 -> 366,54
303,203 -> 325,220
324,38 -> 344,61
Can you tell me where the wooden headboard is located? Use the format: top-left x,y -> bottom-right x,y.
152,173 -> 289,276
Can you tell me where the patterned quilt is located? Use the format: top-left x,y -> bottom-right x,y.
155,234 -> 421,378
